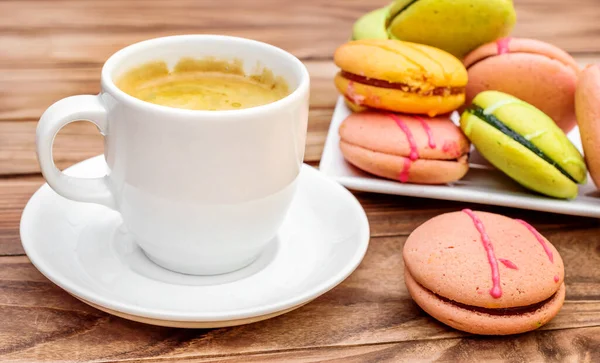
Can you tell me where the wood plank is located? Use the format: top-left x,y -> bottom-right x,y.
0,0 -> 599,69
0,121 -> 104,176
139,327 -> 600,362
3,172 -> 599,256
354,193 -> 600,238
4,54 -> 600,123
0,0 -> 366,32
0,0 -> 362,68
1,0 -> 600,360
0,61 -> 338,176
0,229 -> 598,361
0,62 -> 338,122
3,54 -> 600,177
0,109 -> 332,177
0,178 -> 40,256
513,0 -> 600,54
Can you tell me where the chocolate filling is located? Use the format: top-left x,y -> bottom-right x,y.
341,71 -> 464,96
420,280 -> 556,316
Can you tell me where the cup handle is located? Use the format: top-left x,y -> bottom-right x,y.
36,95 -> 117,210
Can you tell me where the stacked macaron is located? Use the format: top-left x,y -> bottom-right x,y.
334,39 -> 471,184
335,1 -> 600,199
404,210 -> 565,335
334,39 -> 468,116
332,2 -> 599,336
461,91 -> 587,199
353,0 -> 517,59
464,38 -> 580,133
339,112 -> 470,184
460,41 -> 587,198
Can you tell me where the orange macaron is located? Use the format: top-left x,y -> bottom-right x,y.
403,210 -> 565,335
464,38 -> 580,133
334,39 -> 468,116
575,64 -> 600,189
339,112 -> 470,184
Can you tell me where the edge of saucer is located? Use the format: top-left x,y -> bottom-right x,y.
20,156 -> 371,323
74,294 -> 311,328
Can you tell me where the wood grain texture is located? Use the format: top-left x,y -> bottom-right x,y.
0,62 -> 338,122
143,327 -> 600,362
0,62 -> 338,175
3,174 -> 599,256
2,0 -> 600,361
0,0 -> 599,69
1,230 -> 599,361
1,0 -> 599,176
2,55 -> 600,176
0,107 -> 332,176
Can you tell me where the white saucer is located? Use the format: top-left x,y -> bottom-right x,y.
20,156 -> 369,328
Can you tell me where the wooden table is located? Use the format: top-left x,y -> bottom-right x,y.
1,0 -> 599,361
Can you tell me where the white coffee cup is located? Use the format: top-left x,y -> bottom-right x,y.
36,35 -> 310,275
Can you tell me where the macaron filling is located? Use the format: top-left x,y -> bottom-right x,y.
412,274 -> 559,316
340,71 -> 465,97
465,104 -> 579,183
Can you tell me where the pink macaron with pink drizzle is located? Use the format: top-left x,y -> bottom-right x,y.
338,112 -> 470,184
403,210 -> 565,335
464,38 -> 580,133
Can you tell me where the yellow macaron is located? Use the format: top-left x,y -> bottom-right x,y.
334,39 -> 468,116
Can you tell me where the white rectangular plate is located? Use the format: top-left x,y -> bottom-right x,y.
319,97 -> 600,218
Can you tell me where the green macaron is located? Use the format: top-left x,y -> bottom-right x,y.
352,6 -> 390,40
352,0 -> 516,59
460,91 -> 587,199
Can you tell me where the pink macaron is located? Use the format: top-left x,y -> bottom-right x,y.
576,64 -> 600,189
339,112 -> 470,184
403,210 -> 565,335
464,38 -> 580,133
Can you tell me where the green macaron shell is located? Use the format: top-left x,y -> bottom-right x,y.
386,0 -> 516,58
352,6 -> 390,40
467,104 -> 579,184
473,91 -> 586,182
461,112 -> 578,199
387,0 -> 419,20
460,91 -> 586,199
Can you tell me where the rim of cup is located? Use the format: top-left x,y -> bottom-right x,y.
100,34 -> 310,117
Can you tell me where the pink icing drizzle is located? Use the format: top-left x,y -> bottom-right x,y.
515,219 -> 554,263
499,258 -> 518,270
442,142 -> 452,152
442,140 -> 460,157
462,209 -> 502,299
389,114 -> 419,161
554,275 -> 560,283
399,158 -> 412,183
496,37 -> 511,54
346,81 -> 365,105
415,115 -> 436,149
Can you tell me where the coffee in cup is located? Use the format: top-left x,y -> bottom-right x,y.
116,57 -> 290,111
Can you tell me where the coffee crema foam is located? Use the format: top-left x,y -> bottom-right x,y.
116,57 -> 290,111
